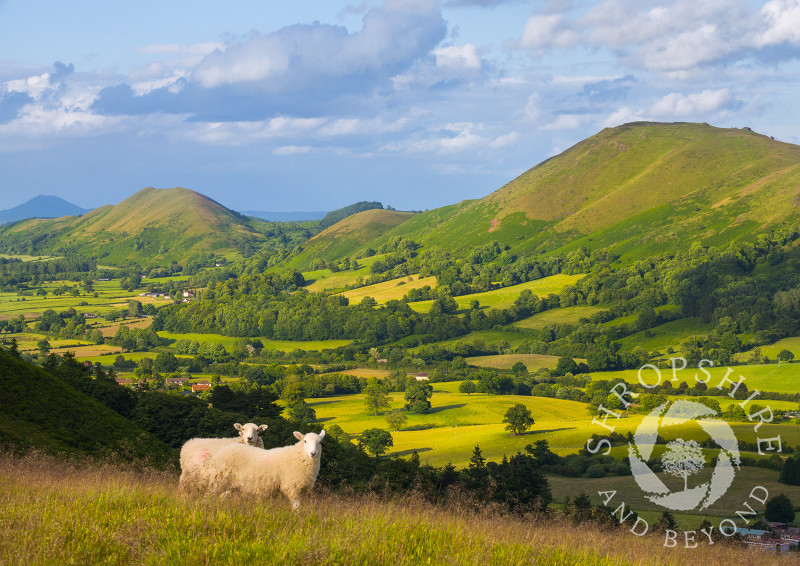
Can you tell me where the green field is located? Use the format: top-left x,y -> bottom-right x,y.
0,279 -> 167,320
430,330 -> 533,351
759,336 -> 800,360
311,381 -> 632,468
465,353 -> 565,371
614,318 -> 714,353
340,274 -> 437,305
514,305 -> 607,330
595,362 -> 800,395
407,274 -> 584,313
158,331 -> 352,352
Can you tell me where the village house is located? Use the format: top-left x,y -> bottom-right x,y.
166,377 -> 189,387
115,378 -> 133,387
415,372 -> 429,381
182,290 -> 194,298
192,381 -> 211,393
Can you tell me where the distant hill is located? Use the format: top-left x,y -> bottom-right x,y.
285,209 -> 415,268
363,122 -> 800,259
242,210 -> 327,222
0,195 -> 89,224
0,187 -> 272,265
319,201 -> 383,230
0,349 -> 173,464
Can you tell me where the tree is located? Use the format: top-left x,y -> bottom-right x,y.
778,349 -> 795,363
554,355 -> 578,376
359,428 -> 393,457
765,493 -> 795,523
404,381 -> 433,414
661,439 -> 704,491
458,380 -> 477,394
363,379 -> 391,415
128,299 -> 143,318
154,352 -> 179,373
503,403 -> 535,435
511,361 -> 528,375
36,338 -> 51,357
286,401 -> 316,423
385,409 -> 407,431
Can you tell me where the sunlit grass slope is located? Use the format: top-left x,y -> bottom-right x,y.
0,452 -> 782,566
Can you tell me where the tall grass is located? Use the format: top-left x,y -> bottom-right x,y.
0,451 -> 791,565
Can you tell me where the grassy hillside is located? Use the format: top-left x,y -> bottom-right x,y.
0,349 -> 173,463
0,187 -> 269,265
284,209 -> 415,269
3,452 -> 773,566
355,123 -> 800,259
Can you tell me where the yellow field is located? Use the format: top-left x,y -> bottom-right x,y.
339,275 -> 437,305
466,353 -> 564,371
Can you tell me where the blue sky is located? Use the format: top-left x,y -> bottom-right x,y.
2,0 -> 800,213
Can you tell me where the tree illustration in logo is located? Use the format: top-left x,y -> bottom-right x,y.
661,439 -> 705,492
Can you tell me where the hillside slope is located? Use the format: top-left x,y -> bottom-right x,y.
0,187 -> 268,265
370,122 -> 800,259
0,349 -> 173,464
285,208 -> 414,268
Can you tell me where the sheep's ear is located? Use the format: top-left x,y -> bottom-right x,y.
259,424 -> 269,431
234,423 -> 243,431
293,431 -> 304,440
319,430 -> 326,439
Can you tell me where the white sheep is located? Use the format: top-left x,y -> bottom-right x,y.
205,430 -> 326,509
235,422 -> 268,449
179,422 -> 268,493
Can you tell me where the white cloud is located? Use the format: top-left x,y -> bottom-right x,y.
603,107 -> 646,128
519,13 -> 578,51
650,88 -> 733,116
433,44 -> 482,70
137,42 -> 224,56
540,113 -> 584,131
755,0 -> 800,46
6,72 -> 51,100
273,145 -> 312,155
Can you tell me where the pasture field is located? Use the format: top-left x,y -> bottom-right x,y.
613,318 -> 715,354
596,362 -> 800,395
0,278 -> 168,320
158,331 -> 352,352
2,453 -> 767,566
759,336 -> 800,360
430,329 -> 533,351
339,274 -> 437,305
0,253 -> 60,262
465,353 -> 564,371
302,255 -> 383,292
513,305 -> 607,330
407,273 -> 584,313
322,367 -> 392,379
310,379 -> 800,469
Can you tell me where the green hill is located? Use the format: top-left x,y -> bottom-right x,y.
0,348 -> 173,464
362,122 -> 800,259
0,187 -> 269,265
285,208 -> 415,269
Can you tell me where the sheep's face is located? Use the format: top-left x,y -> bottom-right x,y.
294,430 -> 326,459
234,423 -> 268,446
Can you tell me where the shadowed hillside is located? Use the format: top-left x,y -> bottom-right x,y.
0,348 -> 174,464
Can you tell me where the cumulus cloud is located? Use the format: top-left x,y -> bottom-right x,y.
517,0 -> 800,75
91,0 -> 447,122
650,88 -> 734,116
